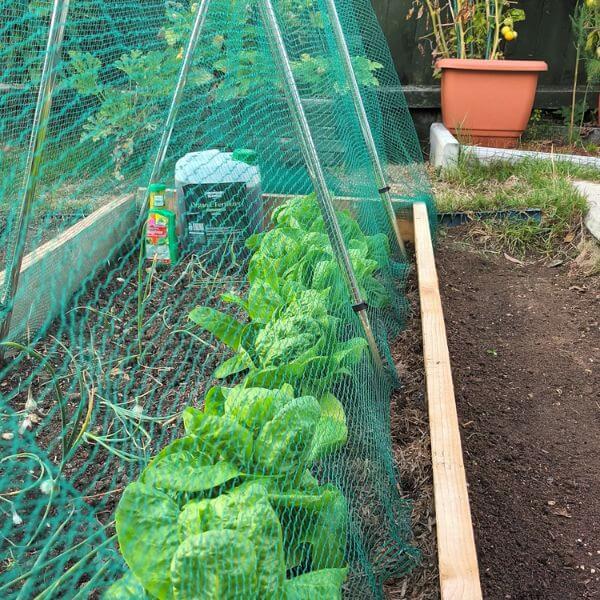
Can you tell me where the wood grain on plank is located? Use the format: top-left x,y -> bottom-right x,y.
413,201 -> 482,600
0,193 -> 136,340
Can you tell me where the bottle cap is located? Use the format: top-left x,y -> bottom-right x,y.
232,149 -> 257,165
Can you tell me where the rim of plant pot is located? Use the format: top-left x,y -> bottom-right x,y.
436,58 -> 548,72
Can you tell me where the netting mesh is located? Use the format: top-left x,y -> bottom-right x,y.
0,0 -> 434,597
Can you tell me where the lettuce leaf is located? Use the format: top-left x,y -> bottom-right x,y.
115,482 -> 180,599
170,530 -> 258,600
285,567 -> 348,599
270,484 -> 348,570
103,571 -> 149,599
253,396 -> 321,473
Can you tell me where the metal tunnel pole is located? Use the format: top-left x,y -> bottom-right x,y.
0,0 -> 71,350
321,0 -> 407,257
141,0 -> 212,215
258,0 -> 384,370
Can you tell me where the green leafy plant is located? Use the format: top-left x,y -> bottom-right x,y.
568,0 -> 600,140
246,194 -> 396,311
189,288 -> 366,391
555,101 -> 588,133
184,383 -> 344,469
576,0 -> 600,84
107,383 -> 348,599
65,2 -> 382,176
291,53 -> 383,95
106,195 -> 400,597
187,196 -> 400,396
66,46 -> 213,179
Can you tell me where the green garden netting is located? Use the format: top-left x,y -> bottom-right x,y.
0,0 -> 435,597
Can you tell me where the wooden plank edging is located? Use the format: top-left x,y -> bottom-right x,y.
413,201 -> 482,599
0,193 -> 136,340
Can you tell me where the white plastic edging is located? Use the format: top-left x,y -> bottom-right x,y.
463,145 -> 600,169
429,123 -> 600,171
430,122 -> 459,169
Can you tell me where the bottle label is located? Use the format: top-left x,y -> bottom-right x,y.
183,182 -> 259,246
146,213 -> 172,263
147,213 -> 168,240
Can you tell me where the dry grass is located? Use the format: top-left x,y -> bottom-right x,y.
573,233 -> 600,276
385,284 -> 438,600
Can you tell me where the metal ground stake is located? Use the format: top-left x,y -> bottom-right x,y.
258,0 -> 384,369
0,0 -> 71,352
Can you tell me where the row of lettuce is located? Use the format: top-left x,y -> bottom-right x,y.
106,195 -> 398,599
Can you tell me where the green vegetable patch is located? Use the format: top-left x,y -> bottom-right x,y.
106,195 -> 400,599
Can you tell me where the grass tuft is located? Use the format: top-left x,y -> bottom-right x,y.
432,156 -> 596,256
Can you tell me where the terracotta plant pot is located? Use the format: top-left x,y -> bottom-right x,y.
437,59 -> 548,148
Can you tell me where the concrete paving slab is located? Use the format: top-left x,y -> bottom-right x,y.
574,181 -> 600,242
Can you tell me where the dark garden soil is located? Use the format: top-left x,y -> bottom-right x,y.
518,140 -> 600,158
386,278 -> 438,600
440,229 -> 600,599
1,249 -> 237,522
391,227 -> 600,599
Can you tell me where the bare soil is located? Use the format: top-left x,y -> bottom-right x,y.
1,249 -> 236,519
388,227 -> 600,599
438,229 -> 600,599
4,224 -> 599,599
386,279 -> 438,600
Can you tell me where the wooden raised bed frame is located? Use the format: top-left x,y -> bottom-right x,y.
2,192 -> 482,598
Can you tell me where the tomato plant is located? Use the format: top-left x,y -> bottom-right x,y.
407,0 -> 526,66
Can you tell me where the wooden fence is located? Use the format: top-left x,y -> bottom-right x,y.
372,0 -> 594,109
